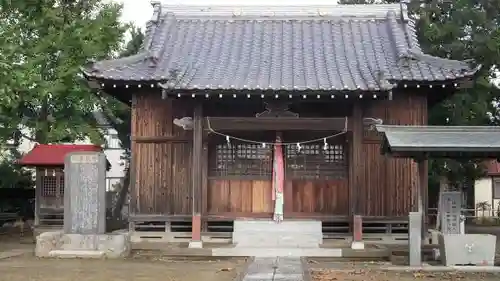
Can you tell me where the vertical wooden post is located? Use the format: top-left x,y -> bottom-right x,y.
34,168 -> 42,227
351,215 -> 364,249
190,102 -> 203,248
409,156 -> 427,266
349,104 -> 362,216
201,142 -> 209,232
417,157 -> 427,237
55,168 -> 62,208
349,104 -> 363,249
129,94 -> 138,232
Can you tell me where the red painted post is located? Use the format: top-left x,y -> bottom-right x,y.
351,215 -> 364,249
353,215 -> 362,241
192,213 -> 201,242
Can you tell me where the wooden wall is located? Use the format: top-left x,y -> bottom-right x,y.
131,92 -> 193,215
355,92 -> 427,217
131,91 -> 427,219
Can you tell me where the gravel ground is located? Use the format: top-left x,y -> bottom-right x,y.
308,261 -> 500,281
0,229 -> 248,281
0,255 -> 248,281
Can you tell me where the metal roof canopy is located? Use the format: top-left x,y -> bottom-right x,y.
375,125 -> 500,159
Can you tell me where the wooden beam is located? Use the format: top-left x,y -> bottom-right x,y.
191,103 -> 203,243
205,117 -> 348,131
132,136 -> 191,143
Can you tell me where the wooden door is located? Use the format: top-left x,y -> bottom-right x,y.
282,134 -> 350,217
207,139 -> 274,217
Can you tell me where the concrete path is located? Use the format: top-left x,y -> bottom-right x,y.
243,257 -> 304,281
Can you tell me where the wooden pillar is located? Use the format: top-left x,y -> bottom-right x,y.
349,104 -> 363,216
190,103 -> 203,247
349,104 -> 363,248
417,157 -> 428,236
34,168 -> 41,227
201,142 -> 209,232
129,95 -> 138,233
55,168 -> 63,208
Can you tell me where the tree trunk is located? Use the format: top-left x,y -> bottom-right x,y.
112,166 -> 130,221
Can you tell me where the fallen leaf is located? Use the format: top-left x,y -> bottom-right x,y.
413,272 -> 424,278
217,267 -> 233,272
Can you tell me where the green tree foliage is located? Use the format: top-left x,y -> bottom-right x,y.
416,0 -> 500,188
0,0 -> 128,145
340,0 -> 500,190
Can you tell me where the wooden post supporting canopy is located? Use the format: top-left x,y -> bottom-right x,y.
349,104 -> 363,249
409,155 -> 427,266
417,156 -> 428,237
189,103 -> 203,248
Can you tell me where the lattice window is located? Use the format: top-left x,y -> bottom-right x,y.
286,143 -> 347,180
210,143 -> 272,178
41,171 -> 64,197
41,176 -> 58,196
59,176 -> 65,196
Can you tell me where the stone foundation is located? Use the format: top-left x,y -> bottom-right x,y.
233,220 -> 322,248
35,231 -> 131,259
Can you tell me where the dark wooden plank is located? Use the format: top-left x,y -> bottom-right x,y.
229,180 -> 242,212
349,104 -> 363,216
208,180 -> 230,213
240,181 -> 253,213
205,117 -> 348,131
192,103 -> 203,215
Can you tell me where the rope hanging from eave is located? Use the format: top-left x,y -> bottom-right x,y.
205,117 -> 348,146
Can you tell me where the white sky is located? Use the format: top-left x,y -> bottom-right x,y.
113,0 -> 344,28
114,0 -> 154,29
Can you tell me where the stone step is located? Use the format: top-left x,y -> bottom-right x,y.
233,220 -> 322,233
233,231 -> 322,238
49,250 -> 105,259
235,237 -> 321,248
211,247 -> 342,257
233,219 -> 323,248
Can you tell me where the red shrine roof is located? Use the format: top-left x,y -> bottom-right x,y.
18,144 -> 103,166
485,160 -> 500,177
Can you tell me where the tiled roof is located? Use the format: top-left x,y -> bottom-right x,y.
375,125 -> 500,158
83,1 -> 479,92
18,144 -> 103,166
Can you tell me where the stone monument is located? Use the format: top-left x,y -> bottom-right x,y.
64,152 -> 106,235
440,192 -> 461,235
437,191 -> 497,266
35,151 -> 131,259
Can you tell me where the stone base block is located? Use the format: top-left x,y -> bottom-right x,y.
438,234 -> 496,266
188,240 -> 203,248
351,241 -> 365,250
36,231 -> 131,259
